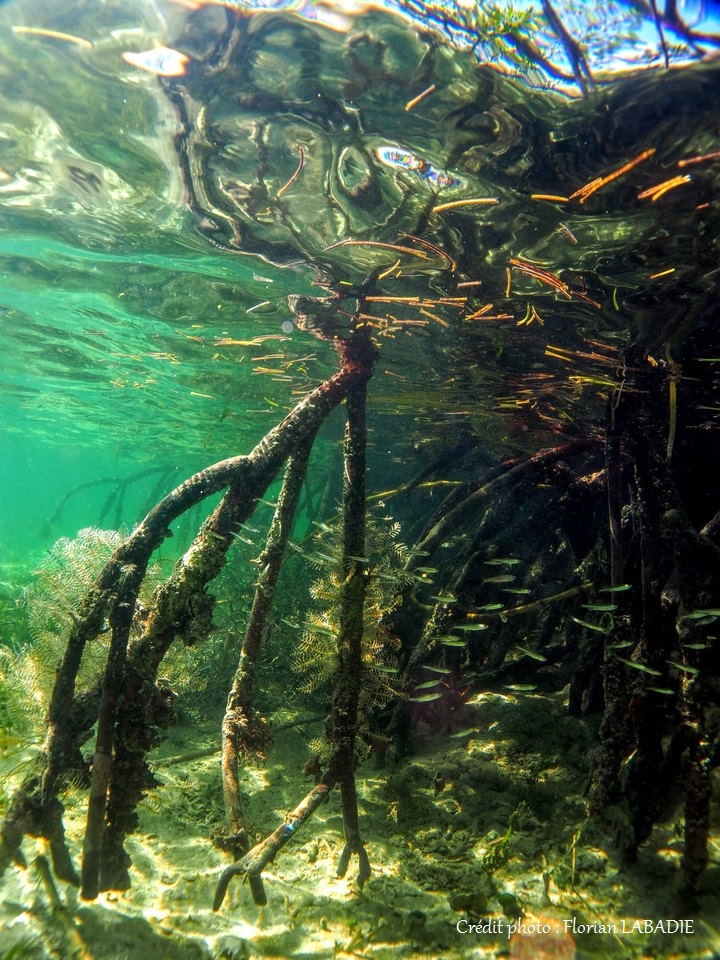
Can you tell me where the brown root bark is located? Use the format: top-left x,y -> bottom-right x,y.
0,347 -> 372,893
220,443 -> 315,906
326,375 -> 371,887
213,775 -> 335,911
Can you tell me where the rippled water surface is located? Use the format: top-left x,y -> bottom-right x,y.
1,1 -> 718,464
0,6 -> 715,563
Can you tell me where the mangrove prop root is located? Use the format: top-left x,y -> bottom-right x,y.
221,443 -> 315,907
213,775 -> 336,911
639,427 -> 718,891
681,725 -> 711,897
42,582 -> 117,807
589,391 -> 720,889
678,679 -> 715,898
620,439 -> 669,856
327,375 -> 371,887
671,518 -> 720,895
409,440 -> 595,569
212,339 -> 377,910
0,354 -> 370,889
81,562 -> 148,900
95,357 -> 371,894
0,779 -> 79,886
223,441 -> 314,762
384,596 -> 462,754
399,433 -> 480,497
586,613 -> 634,815
678,680 -> 713,896
46,466 -> 173,530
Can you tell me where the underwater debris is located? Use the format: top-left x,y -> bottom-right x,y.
325,238 -> 430,260
433,196 -> 499,212
557,222 -> 577,244
404,83 -> 436,111
569,147 -> 656,202
397,231 -> 457,271
276,145 -> 306,199
531,193 -> 570,202
677,149 -> 720,167
12,25 -> 93,47
638,174 -> 692,202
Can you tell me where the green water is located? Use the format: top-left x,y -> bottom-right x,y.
1,1 -> 720,958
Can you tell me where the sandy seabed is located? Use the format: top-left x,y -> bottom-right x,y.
2,687 -> 719,960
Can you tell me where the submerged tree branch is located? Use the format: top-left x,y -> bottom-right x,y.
327,372 -> 371,887
213,774 -> 335,911
220,443 -> 315,906
0,348 -> 372,890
